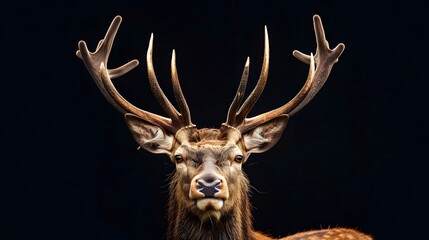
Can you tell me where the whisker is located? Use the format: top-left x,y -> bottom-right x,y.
250,184 -> 271,195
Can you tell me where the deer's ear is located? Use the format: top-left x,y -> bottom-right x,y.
242,115 -> 289,154
124,114 -> 174,155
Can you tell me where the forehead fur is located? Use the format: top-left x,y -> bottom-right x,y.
174,128 -> 246,156
188,128 -> 229,144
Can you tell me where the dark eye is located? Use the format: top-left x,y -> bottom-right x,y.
174,155 -> 183,163
234,155 -> 244,163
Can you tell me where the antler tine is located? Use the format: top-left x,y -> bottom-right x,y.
289,15 -> 345,115
171,50 -> 194,127
234,26 -> 270,125
147,34 -> 183,129
225,57 -> 250,126
77,16 -> 137,113
77,16 -> 177,133
238,15 -> 344,133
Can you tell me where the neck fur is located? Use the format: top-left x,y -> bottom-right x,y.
166,174 -> 254,240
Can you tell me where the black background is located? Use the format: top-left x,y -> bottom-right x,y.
2,1 -> 428,239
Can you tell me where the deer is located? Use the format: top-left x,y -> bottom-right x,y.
76,15 -> 372,240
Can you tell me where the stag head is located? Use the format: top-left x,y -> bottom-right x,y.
76,14 -> 345,237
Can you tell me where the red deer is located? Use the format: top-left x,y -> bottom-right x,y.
76,15 -> 372,240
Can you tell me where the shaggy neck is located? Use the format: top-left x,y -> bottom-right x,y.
166,175 -> 254,240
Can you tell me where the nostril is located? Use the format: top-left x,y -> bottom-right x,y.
196,178 -> 221,197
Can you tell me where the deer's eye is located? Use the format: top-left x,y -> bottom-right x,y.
234,155 -> 244,163
174,155 -> 183,163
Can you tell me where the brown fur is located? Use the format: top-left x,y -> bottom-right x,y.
280,228 -> 373,240
166,129 -> 254,240
167,169 -> 254,240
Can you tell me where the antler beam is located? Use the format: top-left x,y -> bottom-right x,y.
76,16 -> 193,134
225,15 -> 345,133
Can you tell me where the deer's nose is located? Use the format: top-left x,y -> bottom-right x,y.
197,177 -> 221,197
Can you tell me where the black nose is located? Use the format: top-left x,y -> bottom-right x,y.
197,178 -> 221,197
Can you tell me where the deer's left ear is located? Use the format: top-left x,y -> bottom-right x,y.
242,115 -> 289,154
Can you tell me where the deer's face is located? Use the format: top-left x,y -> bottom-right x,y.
125,117 -> 289,222
173,137 -> 245,221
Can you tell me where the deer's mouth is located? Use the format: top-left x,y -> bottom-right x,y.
196,197 -> 224,211
194,198 -> 224,221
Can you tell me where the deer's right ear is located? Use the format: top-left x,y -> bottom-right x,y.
242,115 -> 289,154
124,114 -> 174,155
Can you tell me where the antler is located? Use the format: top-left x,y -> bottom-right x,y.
225,15 -> 345,133
76,16 -> 193,134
